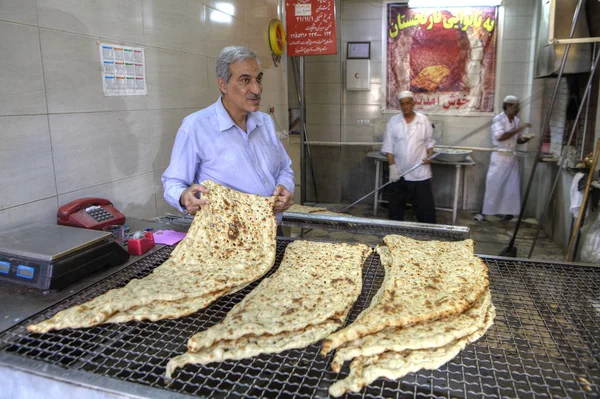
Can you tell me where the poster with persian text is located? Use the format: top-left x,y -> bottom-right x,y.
386,4 -> 497,114
285,0 -> 337,56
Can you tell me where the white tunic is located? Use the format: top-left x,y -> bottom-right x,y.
482,112 -> 522,216
381,112 -> 435,181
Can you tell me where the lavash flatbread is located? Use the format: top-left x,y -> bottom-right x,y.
27,180 -> 278,333
321,236 -> 489,355
331,290 -> 492,373
328,304 -> 496,397
166,240 -> 372,378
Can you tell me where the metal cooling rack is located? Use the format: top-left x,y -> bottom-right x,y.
1,240 -> 599,398
282,212 -> 470,241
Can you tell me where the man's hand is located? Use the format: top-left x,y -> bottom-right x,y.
389,164 -> 401,182
273,184 -> 294,213
180,184 -> 209,214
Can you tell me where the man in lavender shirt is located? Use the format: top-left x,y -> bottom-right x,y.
162,46 -> 294,223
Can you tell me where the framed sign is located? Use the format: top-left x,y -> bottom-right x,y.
285,0 -> 337,56
385,4 -> 498,114
347,42 -> 371,59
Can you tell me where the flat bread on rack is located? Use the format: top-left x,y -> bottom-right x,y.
27,180 -> 278,333
165,240 -> 372,379
322,235 -> 494,397
321,237 -> 489,355
329,304 -> 496,397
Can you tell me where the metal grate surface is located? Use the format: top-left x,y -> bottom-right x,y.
1,241 -> 599,398
282,213 -> 470,241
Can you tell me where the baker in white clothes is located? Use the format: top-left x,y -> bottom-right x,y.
381,90 -> 436,223
479,95 -> 533,221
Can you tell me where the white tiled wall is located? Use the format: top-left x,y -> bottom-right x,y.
0,0 -> 288,229
290,0 -> 545,209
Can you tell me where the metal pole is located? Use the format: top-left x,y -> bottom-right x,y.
502,0 -> 585,257
527,50 -> 600,258
580,43 -> 597,158
298,57 -> 306,204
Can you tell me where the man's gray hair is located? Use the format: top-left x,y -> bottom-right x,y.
216,46 -> 260,83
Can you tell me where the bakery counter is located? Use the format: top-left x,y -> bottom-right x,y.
0,219 -> 188,334
1,234 -> 599,398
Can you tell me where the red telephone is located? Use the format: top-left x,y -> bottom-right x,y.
57,197 -> 126,230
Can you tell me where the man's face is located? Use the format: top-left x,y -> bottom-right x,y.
399,97 -> 414,117
506,102 -> 520,117
219,58 -> 263,115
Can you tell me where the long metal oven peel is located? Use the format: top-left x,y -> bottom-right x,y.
1,239 -> 598,398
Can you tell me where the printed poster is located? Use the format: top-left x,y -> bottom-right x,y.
285,0 -> 337,56
386,4 -> 498,114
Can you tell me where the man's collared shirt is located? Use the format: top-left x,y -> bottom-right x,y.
162,97 -> 294,219
381,112 -> 435,181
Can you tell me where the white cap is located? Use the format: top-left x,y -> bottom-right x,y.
398,90 -> 414,100
503,95 -> 519,104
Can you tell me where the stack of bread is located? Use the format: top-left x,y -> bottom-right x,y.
165,240 -> 372,378
322,235 -> 495,397
28,180 -> 279,333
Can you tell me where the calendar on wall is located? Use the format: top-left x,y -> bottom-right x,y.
99,43 -> 147,96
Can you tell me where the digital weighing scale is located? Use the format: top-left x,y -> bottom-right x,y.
0,224 -> 129,290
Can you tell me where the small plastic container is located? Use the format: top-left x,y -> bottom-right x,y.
127,232 -> 155,256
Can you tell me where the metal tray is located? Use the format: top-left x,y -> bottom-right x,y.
1,240 -> 599,398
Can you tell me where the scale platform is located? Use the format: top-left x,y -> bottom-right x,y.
0,224 -> 129,290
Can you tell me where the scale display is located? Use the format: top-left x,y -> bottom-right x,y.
0,224 -> 129,290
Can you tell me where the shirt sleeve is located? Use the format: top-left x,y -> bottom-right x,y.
381,118 -> 394,155
161,123 -> 198,212
491,115 -> 505,142
424,116 -> 435,149
266,118 -> 295,194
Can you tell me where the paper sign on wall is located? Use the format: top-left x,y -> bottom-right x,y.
285,0 -> 337,56
99,43 -> 147,96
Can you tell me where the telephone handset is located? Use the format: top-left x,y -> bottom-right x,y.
57,197 -> 126,230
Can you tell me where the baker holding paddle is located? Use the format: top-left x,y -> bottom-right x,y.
162,46 -> 295,220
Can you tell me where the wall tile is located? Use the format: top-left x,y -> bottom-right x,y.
245,0 -> 278,20
153,168 -> 174,216
305,147 -> 341,203
342,104 -> 381,124
205,0 -> 246,19
0,198 -> 58,231
0,116 -> 56,209
145,48 -> 210,110
0,0 -> 37,25
205,11 -> 246,57
143,0 -> 206,55
343,84 -> 383,105
150,108 -> 198,170
305,62 -> 342,83
307,103 -> 341,125
37,0 -> 144,44
342,20 -> 383,42
342,1 -> 383,21
50,111 -> 153,194
40,29 -> 147,113
59,173 -> 157,220
306,124 -> 342,142
0,22 -> 46,116
306,83 -> 342,105
246,17 -> 275,68
342,125 -> 375,142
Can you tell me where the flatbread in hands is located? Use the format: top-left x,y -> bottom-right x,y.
321,236 -> 489,355
165,240 -> 372,378
27,180 -> 278,333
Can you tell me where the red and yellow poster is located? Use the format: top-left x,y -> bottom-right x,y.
386,4 -> 498,113
285,0 -> 337,56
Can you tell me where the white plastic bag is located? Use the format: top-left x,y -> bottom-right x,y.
579,210 -> 600,263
